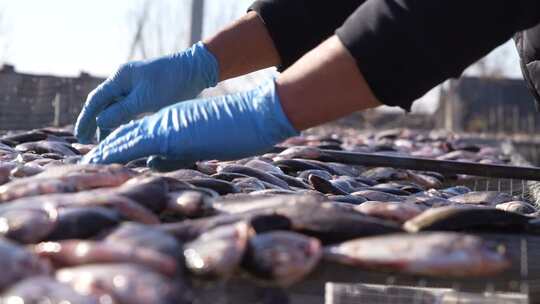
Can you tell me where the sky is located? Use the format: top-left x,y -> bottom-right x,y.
0,0 -> 525,113
0,0 -> 253,76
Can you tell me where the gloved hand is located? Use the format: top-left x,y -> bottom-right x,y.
75,42 -> 219,144
81,80 -> 299,170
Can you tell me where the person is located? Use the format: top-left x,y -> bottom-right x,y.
76,0 -> 540,171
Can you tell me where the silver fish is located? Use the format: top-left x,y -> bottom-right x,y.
242,231 -> 322,286
354,201 -> 423,223
2,276 -> 100,304
184,222 -> 251,278
34,240 -> 179,277
324,232 -> 510,277
57,264 -> 189,304
0,238 -> 50,290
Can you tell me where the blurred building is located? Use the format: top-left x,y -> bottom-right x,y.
0,65 -> 104,130
436,77 -> 539,135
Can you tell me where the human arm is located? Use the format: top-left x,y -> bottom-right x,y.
75,11 -> 281,144
83,0 -> 540,168
81,36 -> 379,168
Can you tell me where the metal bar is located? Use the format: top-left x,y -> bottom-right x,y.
316,150 -> 540,181
271,146 -> 540,181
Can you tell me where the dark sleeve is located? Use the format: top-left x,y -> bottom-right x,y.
336,0 -> 540,111
249,0 -> 365,70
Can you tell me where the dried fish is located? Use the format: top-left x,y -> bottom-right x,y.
2,276 -> 100,304
104,223 -> 183,260
324,233 -> 509,277
308,174 -> 349,195
219,165 -> 290,189
0,165 -> 135,202
496,201 -> 537,215
183,178 -> 240,195
404,206 -> 532,233
56,264 -> 189,304
166,190 -> 215,218
34,240 -> 179,277
242,231 -> 322,286
273,146 -> 323,161
355,201 -> 423,223
15,140 -> 79,156
448,191 -> 515,206
351,190 -> 406,202
245,159 -> 284,175
0,238 -> 50,290
184,222 -> 251,278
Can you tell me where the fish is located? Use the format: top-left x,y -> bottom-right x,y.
218,165 -> 290,189
10,164 -> 44,178
46,207 -> 121,241
269,172 -> 311,189
297,169 -> 333,181
351,190 -> 406,202
326,162 -> 364,177
71,143 -> 96,155
405,171 -> 442,189
361,167 -> 408,182
183,178 -> 240,195
245,159 -> 284,175
354,201 -> 424,223
440,186 -> 472,197
211,172 -> 251,182
34,240 -> 179,277
195,160 -> 220,175
0,164 -> 12,185
323,232 -> 510,277
308,174 -> 349,195
274,159 -> 328,173
250,189 -> 298,196
274,199 -> 403,244
165,190 -> 216,218
15,140 -> 80,156
162,169 -> 210,180
160,194 -> 298,243
184,222 -> 251,278
0,208 -> 58,243
233,177 -> 267,193
273,146 -> 323,161
327,195 -> 367,205
242,231 -> 322,286
1,130 -> 51,144
112,175 -> 170,214
363,186 -> 411,196
0,238 -> 51,290
2,276 -> 100,304
403,206 -> 532,233
0,191 -> 159,242
41,152 -> 65,160
448,191 -> 515,206
104,223 -> 183,260
0,164 -> 135,202
56,264 -> 190,304
437,150 -> 480,161
496,201 -> 537,215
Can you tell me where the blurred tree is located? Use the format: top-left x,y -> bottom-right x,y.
127,0 -> 191,60
0,10 -> 11,64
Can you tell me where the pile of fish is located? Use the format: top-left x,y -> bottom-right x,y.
0,127 -> 535,303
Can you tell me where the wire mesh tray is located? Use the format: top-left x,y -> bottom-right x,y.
191,142 -> 540,304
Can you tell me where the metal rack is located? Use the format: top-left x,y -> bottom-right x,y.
191,143 -> 540,304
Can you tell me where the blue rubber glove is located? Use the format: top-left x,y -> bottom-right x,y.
81,80 -> 299,168
75,42 -> 219,144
